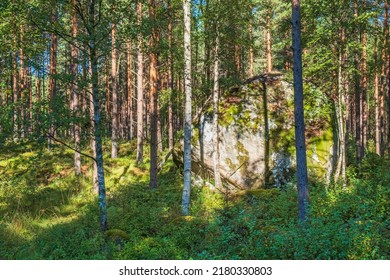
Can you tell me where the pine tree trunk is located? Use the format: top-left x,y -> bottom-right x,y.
249,3 -> 254,77
157,102 -> 163,153
182,0 -> 192,215
262,82 -> 270,186
49,7 -> 58,144
234,44 -> 241,78
19,28 -> 26,138
361,0 -> 367,158
354,1 -> 362,162
149,0 -> 159,190
266,2 -> 273,73
374,26 -> 380,155
384,1 -> 390,159
203,1 -> 211,87
291,0 -> 309,223
136,1 -> 144,165
12,50 -> 18,140
168,0 -> 174,153
380,6 -> 387,157
105,62 -> 110,130
126,41 -> 133,140
111,24 -> 118,158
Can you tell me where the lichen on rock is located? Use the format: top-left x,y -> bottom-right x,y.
173,73 -> 334,191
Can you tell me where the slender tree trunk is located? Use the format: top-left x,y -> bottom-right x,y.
203,1 -> 211,87
12,51 -> 18,140
262,82 -> 270,186
335,28 -> 346,187
249,3 -> 254,77
49,7 -> 58,144
182,0 -> 192,215
384,1 -> 390,159
28,68 -> 33,134
88,61 -> 99,193
234,44 -> 241,78
126,41 -> 133,140
111,24 -> 118,158
291,0 -> 309,223
334,54 -> 344,184
136,1 -> 144,165
361,0 -> 367,157
374,26 -> 380,155
157,102 -> 163,153
340,29 -> 347,187
354,1 -> 362,162
88,0 -> 107,232
380,2 -> 388,157
266,2 -> 273,73
105,62 -> 110,129
212,23 -> 222,190
149,0 -> 159,190
19,28 -> 26,138
168,0 -> 174,153
71,0 -> 81,175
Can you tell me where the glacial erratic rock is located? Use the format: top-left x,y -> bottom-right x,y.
173,73 -> 333,190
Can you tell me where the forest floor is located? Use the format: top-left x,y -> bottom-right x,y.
0,140 -> 389,259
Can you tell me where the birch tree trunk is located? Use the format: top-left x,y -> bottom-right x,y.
89,69 -> 98,193
182,0 -> 192,215
71,0 -> 81,175
335,28 -> 346,187
88,0 -> 107,231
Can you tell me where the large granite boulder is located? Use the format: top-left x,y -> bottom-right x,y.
173,73 -> 333,190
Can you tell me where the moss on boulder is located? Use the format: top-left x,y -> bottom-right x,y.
173,73 -> 334,190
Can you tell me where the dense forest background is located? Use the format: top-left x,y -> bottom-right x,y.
0,0 -> 389,259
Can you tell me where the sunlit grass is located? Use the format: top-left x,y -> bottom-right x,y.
0,140 -> 388,259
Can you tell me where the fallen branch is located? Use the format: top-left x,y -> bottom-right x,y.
45,132 -> 97,163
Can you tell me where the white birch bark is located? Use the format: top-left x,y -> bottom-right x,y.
182,0 -> 192,216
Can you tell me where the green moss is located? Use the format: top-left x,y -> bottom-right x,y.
234,188 -> 280,200
219,103 -> 242,127
225,158 -> 235,170
192,127 -> 200,147
307,127 -> 333,179
105,229 -> 130,241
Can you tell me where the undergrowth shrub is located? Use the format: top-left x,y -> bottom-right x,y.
1,142 -> 388,260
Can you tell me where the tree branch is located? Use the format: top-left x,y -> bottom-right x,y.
46,132 -> 97,163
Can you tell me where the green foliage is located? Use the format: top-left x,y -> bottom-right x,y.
1,142 -> 388,260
